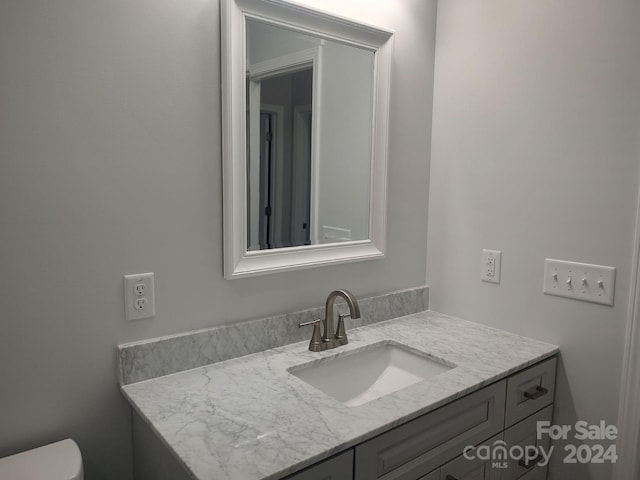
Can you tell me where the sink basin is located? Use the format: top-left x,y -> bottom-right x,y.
288,341 -> 454,407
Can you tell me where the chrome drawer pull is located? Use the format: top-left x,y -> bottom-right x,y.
523,385 -> 548,400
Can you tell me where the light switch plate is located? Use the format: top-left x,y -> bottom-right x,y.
543,259 -> 616,306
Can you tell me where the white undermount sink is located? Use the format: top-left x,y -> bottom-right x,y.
288,341 -> 455,407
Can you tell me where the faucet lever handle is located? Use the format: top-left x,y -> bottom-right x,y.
299,319 -> 323,352
299,319 -> 320,328
335,314 -> 350,346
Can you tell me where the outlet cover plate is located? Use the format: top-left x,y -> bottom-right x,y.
124,272 -> 155,321
481,249 -> 502,284
543,259 -> 616,306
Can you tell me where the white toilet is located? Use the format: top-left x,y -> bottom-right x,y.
0,439 -> 83,480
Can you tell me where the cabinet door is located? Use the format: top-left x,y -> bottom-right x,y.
418,469 -> 440,480
438,433 -> 503,480
501,405 -> 552,479
284,450 -> 354,480
355,381 -> 506,480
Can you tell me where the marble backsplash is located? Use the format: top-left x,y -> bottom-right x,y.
118,286 -> 428,385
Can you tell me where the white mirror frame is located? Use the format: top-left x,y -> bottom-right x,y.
221,0 -> 393,279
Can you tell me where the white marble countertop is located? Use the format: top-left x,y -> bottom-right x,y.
121,311 -> 558,480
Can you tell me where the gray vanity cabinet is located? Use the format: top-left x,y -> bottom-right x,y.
354,381 -> 507,480
353,356 -> 557,480
283,450 -> 353,480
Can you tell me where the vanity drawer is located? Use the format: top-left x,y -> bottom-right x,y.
505,357 -> 556,428
511,469 -> 546,480
354,380 -> 506,480
502,405 -> 553,480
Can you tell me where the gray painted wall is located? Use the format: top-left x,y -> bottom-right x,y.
428,1 -> 640,478
0,0 -> 436,478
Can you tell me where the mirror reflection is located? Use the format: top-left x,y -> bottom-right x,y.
245,19 -> 375,251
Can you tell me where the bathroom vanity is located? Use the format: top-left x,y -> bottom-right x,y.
119,304 -> 558,480
286,357 -> 555,480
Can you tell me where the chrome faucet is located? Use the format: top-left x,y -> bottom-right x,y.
299,290 -> 361,352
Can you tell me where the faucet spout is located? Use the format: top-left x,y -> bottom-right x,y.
299,289 -> 361,352
323,289 -> 361,347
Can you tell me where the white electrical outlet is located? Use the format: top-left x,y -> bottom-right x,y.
124,272 -> 155,321
543,259 -> 616,306
481,249 -> 502,284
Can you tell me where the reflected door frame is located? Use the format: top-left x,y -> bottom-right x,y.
257,106 -> 284,249
292,103 -> 314,246
247,44 -> 323,250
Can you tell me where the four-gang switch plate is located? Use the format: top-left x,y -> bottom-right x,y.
543,259 -> 616,306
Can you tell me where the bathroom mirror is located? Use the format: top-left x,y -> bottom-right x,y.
221,0 -> 393,278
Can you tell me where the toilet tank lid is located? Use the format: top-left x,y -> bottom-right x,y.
0,439 -> 83,480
